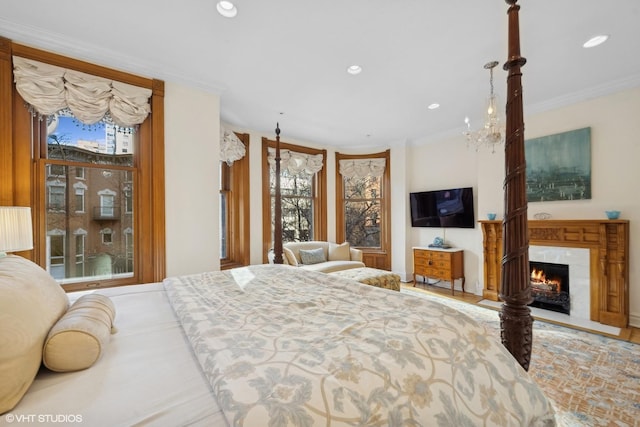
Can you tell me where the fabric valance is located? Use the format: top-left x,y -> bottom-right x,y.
268,148 -> 323,175
339,158 -> 386,179
13,56 -> 152,127
220,127 -> 246,165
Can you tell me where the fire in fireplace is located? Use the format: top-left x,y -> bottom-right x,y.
529,261 -> 570,315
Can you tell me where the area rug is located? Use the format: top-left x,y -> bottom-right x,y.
402,288 -> 640,427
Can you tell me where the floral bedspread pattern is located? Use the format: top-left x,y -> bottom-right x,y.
164,264 -> 555,427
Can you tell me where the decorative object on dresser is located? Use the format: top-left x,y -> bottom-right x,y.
412,247 -> 465,295
605,210 -> 620,220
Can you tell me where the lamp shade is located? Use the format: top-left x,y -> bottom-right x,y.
0,207 -> 33,253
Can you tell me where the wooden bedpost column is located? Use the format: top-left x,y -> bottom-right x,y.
500,0 -> 533,371
273,123 -> 283,264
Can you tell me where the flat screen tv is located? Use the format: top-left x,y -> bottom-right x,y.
409,187 -> 475,228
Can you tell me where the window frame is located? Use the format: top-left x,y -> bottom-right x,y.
0,38 -> 166,290
335,150 -> 391,269
261,138 -> 327,263
220,132 -> 250,269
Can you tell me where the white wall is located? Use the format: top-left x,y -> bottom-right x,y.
390,140 -> 410,281
405,134 -> 482,293
165,82 -> 220,277
407,86 -> 640,327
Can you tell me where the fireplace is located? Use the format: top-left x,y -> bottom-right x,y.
480,219 -> 629,328
529,261 -> 570,315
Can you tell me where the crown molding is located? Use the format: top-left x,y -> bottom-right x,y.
525,74 -> 640,115
0,18 -> 228,94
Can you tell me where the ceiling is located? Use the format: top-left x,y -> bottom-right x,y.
2,1 -> 640,149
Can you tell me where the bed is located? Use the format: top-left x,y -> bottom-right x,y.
4,280 -> 226,426
2,259 -> 555,426
2,0 -> 548,425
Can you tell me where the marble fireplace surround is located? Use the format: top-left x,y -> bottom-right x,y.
479,219 -> 629,330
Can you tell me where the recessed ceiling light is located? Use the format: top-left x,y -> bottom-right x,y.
347,65 -> 362,75
583,34 -> 608,48
427,103 -> 440,110
217,1 -> 238,18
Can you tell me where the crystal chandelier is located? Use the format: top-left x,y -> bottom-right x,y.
464,61 -> 504,153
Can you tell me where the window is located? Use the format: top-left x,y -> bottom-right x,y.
41,112 -> 132,285
48,164 -> 65,177
336,150 -> 391,270
48,231 -> 65,280
219,132 -> 250,269
74,183 -> 86,213
2,41 -> 166,291
74,232 -> 86,276
101,228 -> 113,245
344,173 -> 382,247
262,138 -> 327,261
220,164 -> 230,260
124,187 -> 133,214
48,183 -> 66,211
273,169 -> 314,242
99,191 -> 117,218
124,228 -> 134,272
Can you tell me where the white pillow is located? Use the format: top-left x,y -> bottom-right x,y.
0,255 -> 69,414
283,247 -> 298,266
328,242 -> 351,261
43,294 -> 116,372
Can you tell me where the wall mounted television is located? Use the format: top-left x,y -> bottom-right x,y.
409,187 -> 475,228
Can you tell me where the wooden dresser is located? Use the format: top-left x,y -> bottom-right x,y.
412,247 -> 465,294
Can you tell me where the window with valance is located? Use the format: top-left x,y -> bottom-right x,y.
4,43 -> 165,290
335,151 -> 391,269
220,126 -> 246,165
220,130 -> 250,269
261,139 -> 327,260
13,56 -> 152,127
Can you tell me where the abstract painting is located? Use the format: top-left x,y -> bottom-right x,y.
525,127 -> 591,202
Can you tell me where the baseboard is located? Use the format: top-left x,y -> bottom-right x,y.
397,272 -> 411,282
629,313 -> 640,328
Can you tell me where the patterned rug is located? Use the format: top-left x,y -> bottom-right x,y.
402,288 -> 640,427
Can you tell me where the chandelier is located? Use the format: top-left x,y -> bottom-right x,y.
464,61 -> 504,153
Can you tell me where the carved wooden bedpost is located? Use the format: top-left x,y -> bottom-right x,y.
500,0 -> 533,371
273,123 -> 284,264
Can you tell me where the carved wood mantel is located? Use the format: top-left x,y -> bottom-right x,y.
480,219 -> 629,328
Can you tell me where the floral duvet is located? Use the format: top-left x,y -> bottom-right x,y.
164,264 -> 555,427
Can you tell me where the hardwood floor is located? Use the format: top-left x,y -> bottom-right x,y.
403,281 -> 640,345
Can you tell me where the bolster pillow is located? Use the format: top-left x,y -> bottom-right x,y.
43,294 -> 116,372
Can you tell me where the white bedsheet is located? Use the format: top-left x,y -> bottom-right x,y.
2,283 -> 226,427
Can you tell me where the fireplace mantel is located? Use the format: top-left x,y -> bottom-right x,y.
480,219 -> 629,328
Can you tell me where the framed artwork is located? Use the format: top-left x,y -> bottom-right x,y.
525,127 -> 591,202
